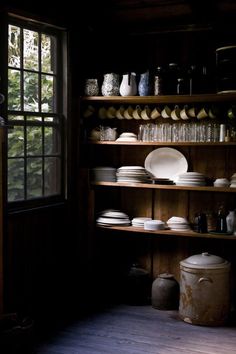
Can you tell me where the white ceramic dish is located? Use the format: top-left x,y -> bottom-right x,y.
144,147 -> 188,180
144,220 -> 165,231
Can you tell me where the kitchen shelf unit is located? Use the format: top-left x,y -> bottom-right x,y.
81,92 -> 236,234
79,92 -> 236,282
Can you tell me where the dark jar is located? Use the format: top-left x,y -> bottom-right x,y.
151,273 -> 179,310
124,264 -> 151,305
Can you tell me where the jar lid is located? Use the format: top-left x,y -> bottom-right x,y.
180,252 -> 230,269
159,273 -> 174,279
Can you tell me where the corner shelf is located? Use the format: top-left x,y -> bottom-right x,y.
91,181 -> 236,193
97,225 -> 236,240
82,93 -> 236,105
87,141 -> 236,146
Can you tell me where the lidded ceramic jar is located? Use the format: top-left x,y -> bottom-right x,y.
151,273 -> 179,310
179,252 -> 231,326
101,73 -> 120,96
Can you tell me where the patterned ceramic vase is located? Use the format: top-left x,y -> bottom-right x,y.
101,73 -> 120,96
138,71 -> 150,96
84,78 -> 99,96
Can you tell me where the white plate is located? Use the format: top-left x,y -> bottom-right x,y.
144,147 -> 188,180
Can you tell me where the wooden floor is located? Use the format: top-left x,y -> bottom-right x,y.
35,304 -> 236,354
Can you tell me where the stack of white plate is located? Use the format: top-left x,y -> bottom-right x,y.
96,209 -> 131,226
116,166 -> 151,183
132,217 -> 152,227
230,173 -> 236,188
144,220 -> 166,231
214,178 -> 230,187
90,167 -> 117,182
175,172 -> 206,186
166,216 -> 191,231
116,132 -> 137,142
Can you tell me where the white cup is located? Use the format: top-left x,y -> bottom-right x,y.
150,107 -> 161,119
124,105 -> 134,119
116,105 -> 125,119
132,105 -> 142,120
197,107 -> 209,120
180,105 -> 190,120
161,105 -> 171,119
106,106 -> 116,119
171,105 -> 181,120
141,105 -> 151,120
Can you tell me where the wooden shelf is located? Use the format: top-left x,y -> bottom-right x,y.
82,93 -> 236,104
91,181 -> 236,193
97,225 -> 236,240
87,141 -> 236,146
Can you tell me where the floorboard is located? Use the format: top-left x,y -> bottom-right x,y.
34,305 -> 236,354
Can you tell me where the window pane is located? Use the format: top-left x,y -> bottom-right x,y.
45,126 -> 60,154
8,126 -> 24,157
27,157 -> 42,198
23,29 -> 39,71
8,158 -> 25,201
41,74 -> 54,112
27,126 -> 42,155
24,72 -> 39,111
8,25 -> 21,68
7,20 -> 63,204
44,117 -> 58,123
41,34 -> 55,73
8,69 -> 21,110
8,115 -> 24,121
26,116 -> 42,122
45,157 -> 61,196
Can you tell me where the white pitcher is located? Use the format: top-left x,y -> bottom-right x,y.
119,72 -> 137,96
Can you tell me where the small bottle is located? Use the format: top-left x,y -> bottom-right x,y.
219,124 -> 226,142
216,204 -> 227,233
166,63 -> 179,94
189,64 -> 199,95
154,66 -> 163,95
226,210 -> 235,234
177,77 -> 186,95
195,212 -> 208,233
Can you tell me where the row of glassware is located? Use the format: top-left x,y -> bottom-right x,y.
137,122 -> 228,143
96,122 -> 235,143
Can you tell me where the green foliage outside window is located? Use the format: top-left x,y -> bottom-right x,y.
7,24 -> 61,202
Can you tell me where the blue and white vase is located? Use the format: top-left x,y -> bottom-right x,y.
138,71 -> 150,96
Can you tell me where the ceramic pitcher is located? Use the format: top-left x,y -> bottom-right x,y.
101,73 -> 120,96
138,71 -> 150,96
119,72 -> 137,96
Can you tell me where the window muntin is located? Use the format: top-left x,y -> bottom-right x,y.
7,20 -> 64,204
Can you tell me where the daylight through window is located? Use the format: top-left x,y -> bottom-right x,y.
7,20 -> 65,203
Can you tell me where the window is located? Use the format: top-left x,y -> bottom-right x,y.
7,17 -> 66,204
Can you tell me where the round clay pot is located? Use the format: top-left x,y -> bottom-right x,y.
152,273 -> 179,310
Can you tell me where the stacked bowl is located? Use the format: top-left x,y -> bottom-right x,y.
167,216 -> 191,231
